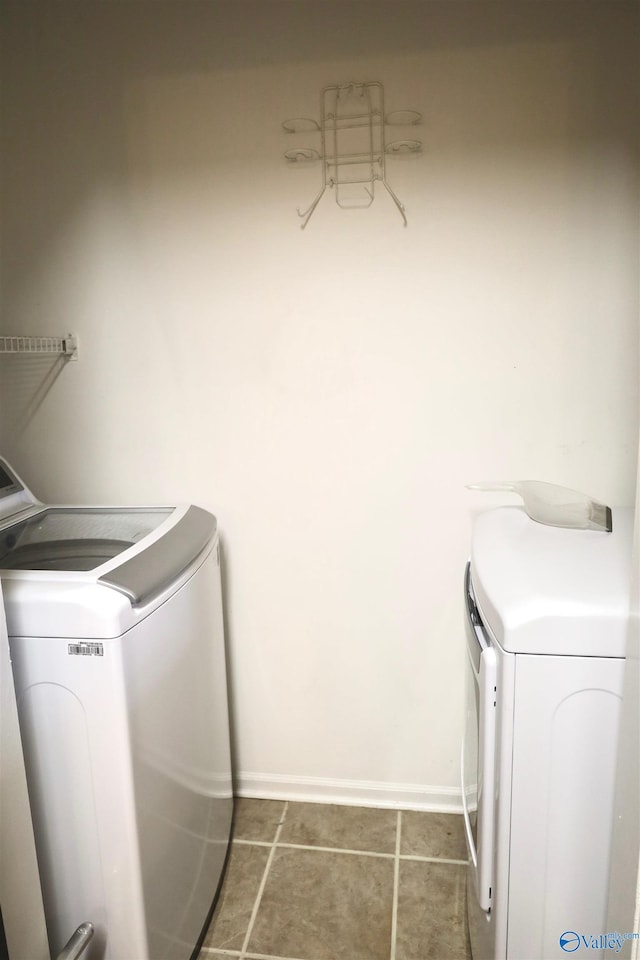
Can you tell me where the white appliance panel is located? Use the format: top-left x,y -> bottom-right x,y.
0,585 -> 50,960
507,653 -> 623,960
466,634 -> 515,960
10,543 -> 233,960
464,506 -> 633,960
122,548 -> 233,958
10,631 -> 147,960
1,457 -> 233,960
462,568 -> 497,913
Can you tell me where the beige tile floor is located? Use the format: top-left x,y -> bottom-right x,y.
198,799 -> 472,960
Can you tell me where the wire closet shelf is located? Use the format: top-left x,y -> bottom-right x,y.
0,335 -> 78,360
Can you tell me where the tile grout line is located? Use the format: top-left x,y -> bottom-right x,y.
234,838 -> 395,857
233,836 -> 467,866
239,800 -> 289,960
277,842 -> 394,858
205,950 -> 323,960
204,949 -> 313,960
400,853 -> 468,866
242,953 -> 319,960
390,810 -> 401,960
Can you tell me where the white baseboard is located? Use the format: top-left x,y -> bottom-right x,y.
235,772 -> 463,813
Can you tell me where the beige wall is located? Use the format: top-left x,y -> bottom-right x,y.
1,1 -> 638,807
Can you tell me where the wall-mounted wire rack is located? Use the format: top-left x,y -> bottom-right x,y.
283,82 -> 422,229
0,334 -> 78,360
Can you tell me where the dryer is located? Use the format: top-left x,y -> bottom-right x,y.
0,458 -> 233,960
462,506 -> 633,960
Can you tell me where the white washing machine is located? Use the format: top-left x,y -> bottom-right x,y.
0,457 -> 233,960
462,505 -> 633,960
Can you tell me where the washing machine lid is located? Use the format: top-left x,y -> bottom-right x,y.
470,505 -> 633,657
0,458 -> 175,577
0,457 -> 218,639
0,507 -> 174,571
0,504 -> 216,639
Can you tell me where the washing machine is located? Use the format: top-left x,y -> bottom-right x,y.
0,457 -> 234,960
462,505 -> 633,960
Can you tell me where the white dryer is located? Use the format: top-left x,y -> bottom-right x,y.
462,506 -> 633,960
0,458 -> 233,960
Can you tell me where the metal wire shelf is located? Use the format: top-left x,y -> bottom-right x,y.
0,334 -> 78,360
283,82 -> 422,229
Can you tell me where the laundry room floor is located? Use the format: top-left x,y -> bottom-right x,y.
198,798 -> 472,960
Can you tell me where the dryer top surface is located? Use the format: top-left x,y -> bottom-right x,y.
470,505 -> 634,657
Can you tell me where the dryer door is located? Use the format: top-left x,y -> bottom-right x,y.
461,562 -> 496,913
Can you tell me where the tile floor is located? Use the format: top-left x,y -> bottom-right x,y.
198,799 -> 472,960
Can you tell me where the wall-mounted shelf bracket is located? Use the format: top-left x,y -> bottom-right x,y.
283,82 -> 422,230
0,334 -> 79,361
